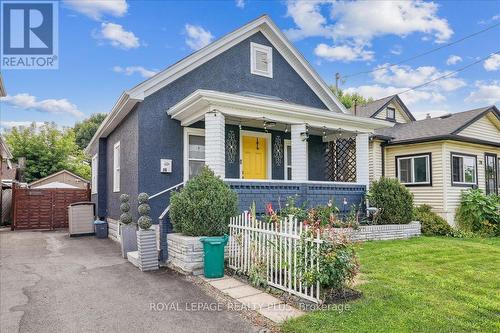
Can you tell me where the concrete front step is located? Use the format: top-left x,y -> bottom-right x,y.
127,251 -> 139,267
203,276 -> 304,323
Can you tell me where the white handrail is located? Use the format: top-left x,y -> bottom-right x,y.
149,182 -> 184,200
159,205 -> 171,220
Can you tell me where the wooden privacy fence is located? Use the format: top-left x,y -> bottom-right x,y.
12,185 -> 90,230
228,213 -> 322,303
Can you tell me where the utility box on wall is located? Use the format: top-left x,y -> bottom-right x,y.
160,159 -> 172,173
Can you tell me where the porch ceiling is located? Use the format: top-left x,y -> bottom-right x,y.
167,90 -> 394,133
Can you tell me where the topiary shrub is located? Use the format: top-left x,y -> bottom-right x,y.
119,194 -> 132,225
169,166 -> 237,236
455,189 -> 499,237
137,192 -> 152,230
367,177 -> 413,224
413,205 -> 452,236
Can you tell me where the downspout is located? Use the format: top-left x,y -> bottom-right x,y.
381,142 -> 385,177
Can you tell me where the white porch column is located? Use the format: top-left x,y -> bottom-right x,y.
291,124 -> 308,181
356,133 -> 370,187
204,111 -> 225,178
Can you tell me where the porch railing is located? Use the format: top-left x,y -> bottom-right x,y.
229,212 -> 322,303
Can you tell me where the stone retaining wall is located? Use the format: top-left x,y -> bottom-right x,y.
167,233 -> 228,275
348,221 -> 421,241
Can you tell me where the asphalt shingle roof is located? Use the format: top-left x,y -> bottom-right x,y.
375,106 -> 498,143
350,95 -> 394,118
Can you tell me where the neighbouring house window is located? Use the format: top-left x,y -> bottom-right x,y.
451,153 -> 477,186
113,142 -> 120,192
386,107 -> 396,121
91,154 -> 98,194
396,154 -> 431,185
250,42 -> 273,78
284,140 -> 292,180
485,153 -> 498,195
184,128 -> 205,181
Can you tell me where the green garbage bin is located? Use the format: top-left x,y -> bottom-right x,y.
200,235 -> 229,278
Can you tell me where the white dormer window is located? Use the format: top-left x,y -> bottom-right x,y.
251,42 -> 273,78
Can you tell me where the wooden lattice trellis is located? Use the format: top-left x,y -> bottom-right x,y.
324,138 -> 357,182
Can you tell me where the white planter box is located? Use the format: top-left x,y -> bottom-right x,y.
137,229 -> 158,271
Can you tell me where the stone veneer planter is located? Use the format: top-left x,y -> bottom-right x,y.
167,233 -> 229,275
137,229 -> 158,271
341,221 -> 421,241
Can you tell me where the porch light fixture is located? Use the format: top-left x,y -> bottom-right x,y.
300,132 -> 309,141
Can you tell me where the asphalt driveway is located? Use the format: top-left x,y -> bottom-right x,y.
0,229 -> 259,333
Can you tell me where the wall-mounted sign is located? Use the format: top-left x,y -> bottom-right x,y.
160,159 -> 172,173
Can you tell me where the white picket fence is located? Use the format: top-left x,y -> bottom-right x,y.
228,212 -> 322,303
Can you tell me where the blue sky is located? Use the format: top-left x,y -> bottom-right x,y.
1,0 -> 499,130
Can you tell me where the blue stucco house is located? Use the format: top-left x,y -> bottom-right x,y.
85,15 -> 392,257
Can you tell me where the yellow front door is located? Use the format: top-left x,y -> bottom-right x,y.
242,135 -> 267,179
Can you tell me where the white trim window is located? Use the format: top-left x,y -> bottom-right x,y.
250,42 -> 273,78
386,107 -> 396,120
452,154 -> 476,186
397,154 -> 431,185
91,154 -> 98,194
184,128 -> 205,181
284,139 -> 292,180
113,142 -> 121,192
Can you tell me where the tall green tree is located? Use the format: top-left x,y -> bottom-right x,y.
5,123 -> 90,183
331,87 -> 373,109
73,113 -> 107,150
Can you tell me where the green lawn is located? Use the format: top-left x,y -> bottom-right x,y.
282,237 -> 500,333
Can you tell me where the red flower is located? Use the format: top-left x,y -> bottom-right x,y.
265,203 -> 274,216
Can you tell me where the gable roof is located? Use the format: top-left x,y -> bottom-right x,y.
376,105 -> 500,146
351,95 -> 416,121
85,15 -> 347,154
29,169 -> 89,187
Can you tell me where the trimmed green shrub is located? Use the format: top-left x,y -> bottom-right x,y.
119,194 -> 132,225
367,177 -> 413,224
455,189 -> 499,237
170,166 -> 237,236
413,205 -> 452,236
137,192 -> 152,230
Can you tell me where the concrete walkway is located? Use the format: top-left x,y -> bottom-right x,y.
203,275 -> 304,323
0,230 -> 260,333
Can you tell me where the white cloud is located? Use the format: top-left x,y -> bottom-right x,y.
344,84 -> 445,105
285,0 -> 452,41
285,0 -> 452,62
411,110 -> 452,120
446,55 -> 462,65
235,0 -> 245,8
483,54 -> 500,71
465,81 -> 500,105
314,43 -> 374,62
96,22 -> 140,49
64,0 -> 128,20
1,93 -> 83,118
113,66 -> 157,78
390,45 -> 403,55
0,121 -> 46,130
372,64 -> 466,92
184,24 -> 214,51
